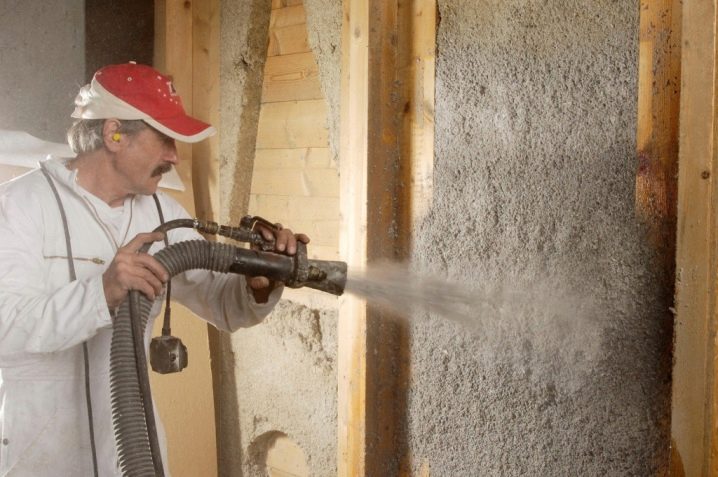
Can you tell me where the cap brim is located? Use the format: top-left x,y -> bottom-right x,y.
145,115 -> 216,143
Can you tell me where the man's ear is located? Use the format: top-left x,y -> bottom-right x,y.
103,119 -> 123,151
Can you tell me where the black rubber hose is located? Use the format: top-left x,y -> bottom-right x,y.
109,241 -> 299,477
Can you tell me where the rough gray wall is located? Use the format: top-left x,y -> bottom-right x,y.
220,0 -> 272,226
0,0 -> 84,142
303,0 -> 342,162
233,301 -> 338,476
408,0 -> 670,475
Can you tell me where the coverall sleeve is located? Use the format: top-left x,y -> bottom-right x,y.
160,198 -> 282,332
0,190 -> 112,360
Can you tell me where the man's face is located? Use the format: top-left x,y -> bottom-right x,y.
116,126 -> 178,196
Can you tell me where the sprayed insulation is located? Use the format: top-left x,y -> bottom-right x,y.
222,0 -> 671,475
407,0 -> 671,474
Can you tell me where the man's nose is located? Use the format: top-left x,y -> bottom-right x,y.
164,143 -> 179,164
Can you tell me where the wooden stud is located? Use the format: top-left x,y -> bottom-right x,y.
338,0 -> 371,472
192,0 -> 221,222
672,0 -> 718,474
155,0 -> 195,214
153,2 -> 219,476
635,0 -> 681,285
338,0 -> 435,475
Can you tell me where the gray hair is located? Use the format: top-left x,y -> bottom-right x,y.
67,119 -> 148,154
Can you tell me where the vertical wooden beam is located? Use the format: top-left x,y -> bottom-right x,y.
635,3 -> 681,474
400,0 -> 436,225
672,0 -> 718,474
192,0 -> 220,221
156,0 -> 195,214
636,0 -> 681,287
339,0 -> 435,475
338,0 -> 370,472
153,2 -> 218,476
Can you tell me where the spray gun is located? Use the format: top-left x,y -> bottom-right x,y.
149,215 -> 347,374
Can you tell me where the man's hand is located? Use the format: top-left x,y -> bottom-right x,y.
103,232 -> 169,309
248,224 -> 310,303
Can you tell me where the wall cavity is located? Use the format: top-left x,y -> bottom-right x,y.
408,0 -> 670,474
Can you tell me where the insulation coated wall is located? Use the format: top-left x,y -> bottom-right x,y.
408,2 -> 670,473
222,0 -> 671,475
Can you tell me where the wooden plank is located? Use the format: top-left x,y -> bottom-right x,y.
254,148 -> 333,169
155,0 -> 195,215
256,100 -> 329,149
153,2 -> 218,477
192,0 -> 221,222
262,52 -> 323,103
338,0 -> 370,473
408,0 -> 435,223
248,195 -> 340,220
268,23 -> 311,57
672,0 -> 718,474
339,0 -> 434,475
250,168 -> 339,197
272,0 -> 304,9
635,0 -> 681,284
270,5 -> 306,28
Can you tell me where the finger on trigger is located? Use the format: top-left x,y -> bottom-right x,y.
249,276 -> 269,289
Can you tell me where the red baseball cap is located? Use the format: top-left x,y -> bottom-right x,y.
71,62 -> 216,143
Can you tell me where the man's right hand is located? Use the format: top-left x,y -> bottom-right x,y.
102,232 -> 169,309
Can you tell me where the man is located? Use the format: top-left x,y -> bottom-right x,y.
0,62 -> 306,476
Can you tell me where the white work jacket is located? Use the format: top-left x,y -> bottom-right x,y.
0,157 -> 280,476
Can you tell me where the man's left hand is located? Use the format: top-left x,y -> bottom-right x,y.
248,224 -> 310,303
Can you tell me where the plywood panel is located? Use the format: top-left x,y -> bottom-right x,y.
256,100 -> 329,149
262,52 -> 323,103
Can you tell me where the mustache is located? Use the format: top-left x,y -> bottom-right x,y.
151,164 -> 173,177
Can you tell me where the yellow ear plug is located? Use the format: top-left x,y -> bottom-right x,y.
112,133 -> 121,142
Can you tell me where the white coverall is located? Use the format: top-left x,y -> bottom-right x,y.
0,157 -> 280,476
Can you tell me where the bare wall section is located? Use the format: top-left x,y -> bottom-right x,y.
0,0 -> 84,142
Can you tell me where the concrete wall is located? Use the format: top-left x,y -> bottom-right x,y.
221,0 -> 671,475
0,0 -> 84,142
